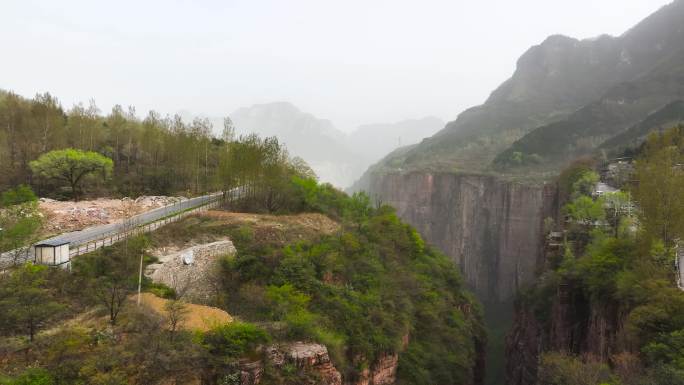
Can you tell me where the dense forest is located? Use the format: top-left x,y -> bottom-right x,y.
0,90 -> 313,199
0,89 -> 318,255
508,126 -> 684,385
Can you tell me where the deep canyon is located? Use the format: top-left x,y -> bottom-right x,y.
364,172 -> 557,384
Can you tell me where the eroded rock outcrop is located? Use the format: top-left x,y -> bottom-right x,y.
239,343 -> 343,385
353,353 -> 399,385
239,359 -> 264,385
238,342 -> 405,385
286,342 -> 343,385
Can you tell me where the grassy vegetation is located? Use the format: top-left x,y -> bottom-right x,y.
0,185 -> 42,254
0,177 -> 485,385
201,180 -> 485,383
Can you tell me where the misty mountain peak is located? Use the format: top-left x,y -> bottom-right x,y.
231,102 -> 341,140
240,101 -> 303,119
365,0 -> 684,177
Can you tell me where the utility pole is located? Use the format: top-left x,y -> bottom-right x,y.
137,251 -> 144,306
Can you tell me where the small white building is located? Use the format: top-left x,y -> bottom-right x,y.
34,240 -> 71,267
593,182 -> 618,197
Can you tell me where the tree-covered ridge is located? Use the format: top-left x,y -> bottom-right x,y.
519,126 -> 684,385
220,180 -> 485,384
0,90 -> 310,198
0,178 -> 484,385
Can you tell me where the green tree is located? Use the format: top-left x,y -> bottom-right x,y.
164,299 -> 189,342
570,170 -> 600,199
537,353 -> 613,385
201,322 -> 270,361
0,199 -> 42,259
643,329 -> 684,372
0,263 -> 64,342
222,116 -> 235,142
75,244 -> 140,325
29,149 -> 113,201
633,126 -> 684,246
32,92 -> 66,154
2,368 -> 55,385
602,191 -> 633,237
1,185 -> 37,207
564,196 -> 605,226
557,159 -> 596,202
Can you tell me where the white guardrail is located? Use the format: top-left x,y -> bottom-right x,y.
66,195 -> 223,258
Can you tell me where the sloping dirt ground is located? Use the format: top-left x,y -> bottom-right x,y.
202,211 -> 339,233
38,196 -> 185,236
150,211 -> 340,251
139,292 -> 233,332
201,211 -> 340,243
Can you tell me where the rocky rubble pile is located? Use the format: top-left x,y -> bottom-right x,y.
132,195 -> 186,210
39,196 -> 186,235
146,240 -> 236,303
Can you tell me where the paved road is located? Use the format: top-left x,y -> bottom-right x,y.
1,187 -> 247,268
39,192 -> 224,247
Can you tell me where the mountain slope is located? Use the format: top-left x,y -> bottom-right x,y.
496,46 -> 684,168
362,0 -> 684,177
599,99 -> 684,155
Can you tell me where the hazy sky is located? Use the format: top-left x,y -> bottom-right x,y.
0,0 -> 673,132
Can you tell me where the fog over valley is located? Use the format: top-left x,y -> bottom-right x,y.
3,2 -> 684,385
185,104 -> 444,187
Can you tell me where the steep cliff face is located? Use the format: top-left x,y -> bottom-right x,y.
505,301 -> 543,385
505,279 -> 628,385
353,353 -> 400,385
369,172 -> 553,302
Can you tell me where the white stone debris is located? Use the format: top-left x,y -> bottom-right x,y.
146,240 -> 236,303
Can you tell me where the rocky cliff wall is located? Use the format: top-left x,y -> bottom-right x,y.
505,279 -> 628,385
238,342 -> 401,385
369,172 -> 553,302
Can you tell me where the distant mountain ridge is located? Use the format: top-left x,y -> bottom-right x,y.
358,0 -> 684,179
230,102 -> 349,163
227,102 -> 443,187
